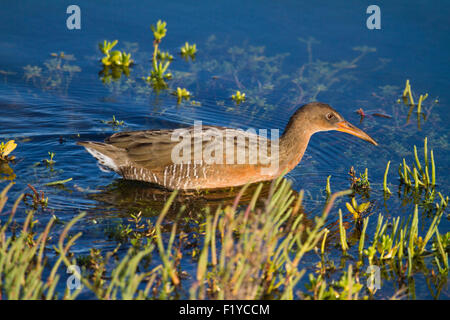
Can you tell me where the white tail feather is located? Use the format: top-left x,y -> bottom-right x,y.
85,147 -> 119,173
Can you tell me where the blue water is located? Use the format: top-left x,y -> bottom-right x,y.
0,0 -> 449,299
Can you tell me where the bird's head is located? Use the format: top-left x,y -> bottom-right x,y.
292,102 -> 378,145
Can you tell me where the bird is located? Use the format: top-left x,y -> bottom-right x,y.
78,102 -> 377,190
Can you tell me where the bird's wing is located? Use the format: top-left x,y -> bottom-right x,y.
105,126 -> 273,171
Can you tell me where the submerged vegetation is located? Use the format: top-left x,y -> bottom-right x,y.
23,52 -> 81,95
89,20 -> 380,117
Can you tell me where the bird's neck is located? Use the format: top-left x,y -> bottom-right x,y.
278,112 -> 314,174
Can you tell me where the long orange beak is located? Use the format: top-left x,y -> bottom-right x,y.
337,121 -> 378,146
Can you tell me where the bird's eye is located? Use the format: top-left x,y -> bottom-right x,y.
326,113 -> 334,120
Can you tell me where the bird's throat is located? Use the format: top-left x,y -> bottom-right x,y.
278,114 -> 314,174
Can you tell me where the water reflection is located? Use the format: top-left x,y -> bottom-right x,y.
90,179 -> 287,218
0,161 -> 16,181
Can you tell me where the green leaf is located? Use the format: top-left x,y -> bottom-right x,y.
357,202 -> 370,213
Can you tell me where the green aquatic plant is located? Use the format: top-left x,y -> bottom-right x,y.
0,202 -> 77,298
105,211 -> 156,250
99,40 -> 134,68
98,40 -> 133,84
231,90 -> 246,104
96,32 -> 377,118
334,138 -> 450,298
345,197 -> 370,220
398,137 -> 435,189
417,93 -> 428,115
43,152 -> 55,166
147,60 -> 172,88
145,20 -> 172,91
77,182 -> 325,299
156,50 -> 174,62
338,209 -> 349,253
189,184 -> 352,299
99,40 -> 117,56
400,80 -> 436,129
120,52 -> 133,67
433,229 -> 449,271
44,178 -> 73,186
321,229 -> 330,256
359,205 -> 446,270
180,42 -> 197,60
0,140 -> 17,162
151,20 -> 167,42
383,161 -> 392,195
0,168 -> 447,300
99,40 -> 118,65
358,217 -> 369,260
303,265 -> 366,300
348,167 -> 370,197
348,82 -> 444,179
325,175 -> 332,197
102,115 -> 124,128
402,79 -> 415,106
172,87 -> 191,104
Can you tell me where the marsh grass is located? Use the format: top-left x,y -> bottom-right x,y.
0,183 -> 69,299
0,178 -> 358,299
0,139 -> 448,300
396,137 -> 448,218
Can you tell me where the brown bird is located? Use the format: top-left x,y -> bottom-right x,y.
78,102 -> 377,190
